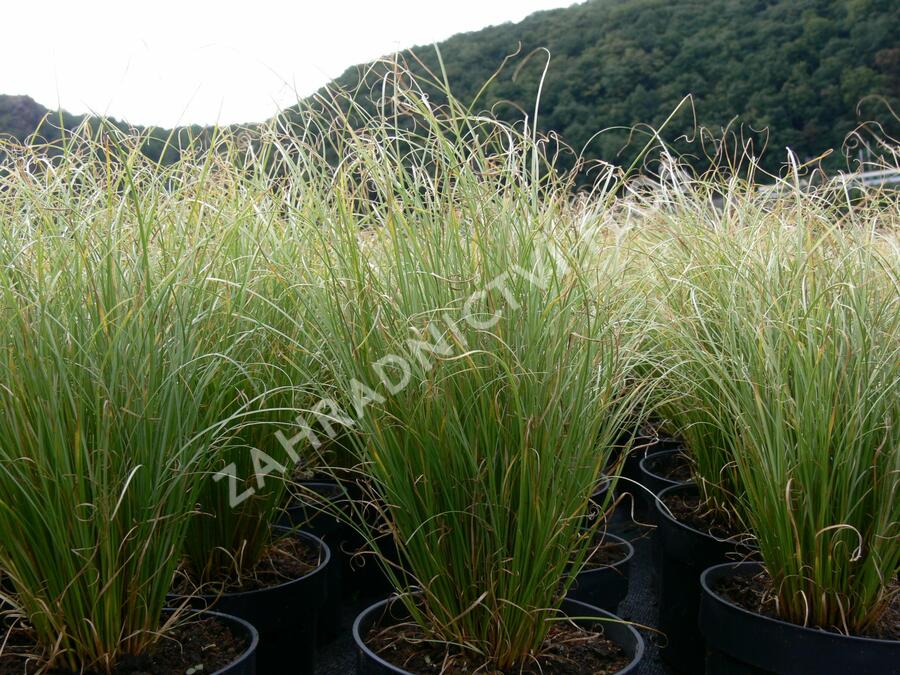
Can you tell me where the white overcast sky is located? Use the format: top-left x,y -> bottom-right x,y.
4,0 -> 577,128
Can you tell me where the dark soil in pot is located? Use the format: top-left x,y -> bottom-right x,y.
700,562 -> 900,674
661,489 -> 743,541
568,532 -> 634,613
353,595 -> 644,674
713,571 -> 899,641
654,483 -> 754,674
0,610 -> 257,675
173,527 -> 330,675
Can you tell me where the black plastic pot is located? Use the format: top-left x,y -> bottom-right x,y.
609,426 -> 681,469
617,445 -> 648,512
179,528 -> 331,675
587,476 -> 610,522
298,477 -> 399,598
638,448 -> 692,515
654,483 -> 753,674
331,531 -> 396,603
567,532 -> 634,613
279,481 -> 348,642
639,449 -> 694,595
699,562 -> 900,675
628,430 -> 682,481
606,431 -> 682,520
169,609 -> 259,675
637,431 -> 683,454
353,595 -> 645,674
0,573 -> 13,604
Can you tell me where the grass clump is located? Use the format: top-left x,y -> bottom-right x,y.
656,196 -> 899,633
0,137 -> 239,670
728,228 -> 895,633
171,151 -> 329,588
297,77 -> 648,669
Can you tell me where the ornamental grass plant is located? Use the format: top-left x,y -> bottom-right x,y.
0,133 -> 245,671
172,145 -> 331,588
632,162 -> 828,526
296,74 -> 649,669
653,180 -> 899,633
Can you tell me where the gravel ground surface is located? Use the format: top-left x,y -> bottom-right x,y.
315,517 -> 677,675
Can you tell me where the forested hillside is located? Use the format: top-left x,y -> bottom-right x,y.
0,94 -> 208,163
2,0 -> 898,175
315,0 -> 899,174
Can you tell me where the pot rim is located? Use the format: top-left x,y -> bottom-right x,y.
700,561 -> 900,647
292,479 -> 345,495
631,432 -> 683,455
578,531 -> 634,573
188,528 -> 332,601
593,475 -> 612,495
284,480 -> 347,512
654,483 -> 754,549
638,448 -> 692,486
352,593 -> 645,674
161,607 -> 259,674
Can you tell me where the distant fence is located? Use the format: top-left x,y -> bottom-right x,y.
754,168 -> 900,197
848,168 -> 900,187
